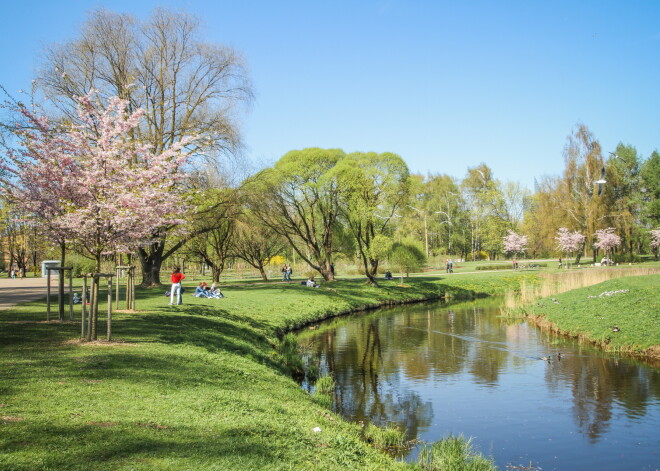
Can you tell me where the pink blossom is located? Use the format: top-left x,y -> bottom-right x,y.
593,228 -> 621,256
555,228 -> 586,254
503,230 -> 528,255
1,90 -> 193,268
649,229 -> 660,250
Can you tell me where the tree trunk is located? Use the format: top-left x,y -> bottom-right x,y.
137,244 -> 165,287
58,242 -> 66,322
211,266 -> 222,283
258,265 -> 268,281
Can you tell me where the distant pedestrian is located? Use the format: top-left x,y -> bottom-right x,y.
558,257 -> 562,269
445,259 -> 450,273
169,266 -> 185,306
286,264 -> 293,281
448,259 -> 454,273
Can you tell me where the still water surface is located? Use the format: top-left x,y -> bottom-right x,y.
298,299 -> 660,471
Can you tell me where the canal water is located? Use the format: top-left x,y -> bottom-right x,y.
297,298 -> 660,471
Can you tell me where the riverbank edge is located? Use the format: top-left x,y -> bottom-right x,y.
515,274 -> 660,363
524,314 -> 660,362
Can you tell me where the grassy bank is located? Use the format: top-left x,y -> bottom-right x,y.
518,274 -> 660,360
0,272 -> 535,470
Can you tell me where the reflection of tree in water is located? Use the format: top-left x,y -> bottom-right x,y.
544,349 -> 660,443
312,319 -> 433,439
304,300 -> 660,446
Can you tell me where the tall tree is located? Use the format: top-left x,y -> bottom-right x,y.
601,144 -> 644,258
461,164 -> 506,259
333,152 -> 410,285
184,188 -> 239,283
245,148 -> 345,281
231,211 -> 286,281
1,92 -> 191,329
37,8 -> 252,285
641,150 -> 660,228
551,124 -> 608,261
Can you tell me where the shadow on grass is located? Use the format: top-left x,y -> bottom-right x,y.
2,422 -> 287,471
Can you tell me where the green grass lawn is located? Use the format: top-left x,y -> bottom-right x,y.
521,274 -> 660,359
4,268 -> 657,470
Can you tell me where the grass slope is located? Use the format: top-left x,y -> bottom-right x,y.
0,273 -> 535,470
522,274 -> 660,358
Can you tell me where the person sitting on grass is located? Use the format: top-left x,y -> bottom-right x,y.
210,282 -> 224,298
194,282 -> 209,297
306,277 -> 320,288
384,271 -> 393,280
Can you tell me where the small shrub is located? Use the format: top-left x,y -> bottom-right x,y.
613,253 -> 641,263
470,251 -> 489,261
363,423 -> 405,450
68,255 -> 96,277
476,264 -> 511,271
276,333 -> 304,377
306,363 -> 319,382
417,434 -> 496,471
313,393 -> 332,408
314,374 -> 335,396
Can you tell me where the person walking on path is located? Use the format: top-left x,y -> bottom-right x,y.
281,264 -> 289,282
169,266 -> 185,306
286,264 -> 293,281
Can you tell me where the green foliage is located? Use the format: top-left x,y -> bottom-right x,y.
276,333 -> 304,377
363,423 -> 406,451
476,264 -> 512,271
417,435 -> 496,471
390,241 -> 427,276
369,234 -> 393,262
613,253 -> 642,263
471,251 -> 489,261
314,374 -> 335,396
67,254 -> 96,277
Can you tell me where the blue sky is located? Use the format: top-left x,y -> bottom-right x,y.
1,0 -> 659,189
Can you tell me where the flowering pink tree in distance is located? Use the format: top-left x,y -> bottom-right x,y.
503,230 -> 528,258
593,227 -> 621,261
555,227 -> 586,264
650,229 -> 660,259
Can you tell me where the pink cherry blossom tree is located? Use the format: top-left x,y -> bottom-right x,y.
2,90 -> 193,334
649,229 -> 660,260
593,227 -> 621,261
503,230 -> 528,258
555,227 -> 586,264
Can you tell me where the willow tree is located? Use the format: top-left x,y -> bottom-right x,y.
245,148 -> 345,281
37,8 -> 252,285
333,152 -> 410,285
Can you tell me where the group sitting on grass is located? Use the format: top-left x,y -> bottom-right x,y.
194,282 -> 224,298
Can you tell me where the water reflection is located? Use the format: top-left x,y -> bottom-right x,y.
298,299 -> 660,471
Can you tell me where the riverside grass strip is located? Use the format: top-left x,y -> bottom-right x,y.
0,268 -> 638,471
520,274 -> 660,360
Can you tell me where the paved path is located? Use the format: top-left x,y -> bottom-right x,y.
0,277 -> 51,311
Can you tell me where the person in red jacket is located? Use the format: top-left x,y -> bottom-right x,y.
169,266 -> 186,305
